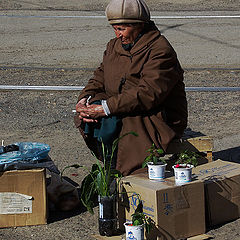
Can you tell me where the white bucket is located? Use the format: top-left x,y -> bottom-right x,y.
124,222 -> 144,240
147,162 -> 167,180
172,164 -> 193,185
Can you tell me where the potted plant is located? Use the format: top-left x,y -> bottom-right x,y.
142,144 -> 167,180
61,131 -> 138,237
124,199 -> 154,240
172,150 -> 199,185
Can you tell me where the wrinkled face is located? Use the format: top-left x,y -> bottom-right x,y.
112,23 -> 144,44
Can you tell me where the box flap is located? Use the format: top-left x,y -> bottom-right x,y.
192,159 -> 240,181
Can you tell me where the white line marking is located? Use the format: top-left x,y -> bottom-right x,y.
0,85 -> 239,92
152,15 -> 240,19
0,15 -> 240,19
0,85 -> 84,91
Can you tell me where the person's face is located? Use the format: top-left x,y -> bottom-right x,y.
112,23 -> 144,44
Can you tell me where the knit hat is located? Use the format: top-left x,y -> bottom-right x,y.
105,0 -> 150,25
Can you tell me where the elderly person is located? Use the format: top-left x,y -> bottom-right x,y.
75,0 -> 188,176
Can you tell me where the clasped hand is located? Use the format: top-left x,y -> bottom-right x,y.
76,98 -> 106,123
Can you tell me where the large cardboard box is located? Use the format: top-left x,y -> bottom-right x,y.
0,168 -> 47,228
192,159 -> 240,227
119,173 -> 205,240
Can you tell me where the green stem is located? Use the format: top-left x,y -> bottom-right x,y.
60,164 -> 84,181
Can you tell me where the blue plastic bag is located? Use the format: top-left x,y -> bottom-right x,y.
0,142 -> 50,165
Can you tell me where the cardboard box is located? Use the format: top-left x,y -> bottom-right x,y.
119,173 -> 205,240
192,159 -> 240,227
164,136 -> 214,172
0,168 -> 47,228
166,136 -> 213,162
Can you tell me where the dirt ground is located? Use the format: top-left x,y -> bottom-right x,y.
0,0 -> 240,239
0,68 -> 239,240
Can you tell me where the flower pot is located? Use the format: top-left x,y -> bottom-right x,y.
147,162 -> 167,180
124,222 -> 144,240
172,164 -> 194,185
98,195 -> 117,236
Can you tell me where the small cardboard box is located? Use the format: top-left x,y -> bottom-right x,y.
192,159 -> 240,227
119,173 -> 205,240
0,168 -> 47,228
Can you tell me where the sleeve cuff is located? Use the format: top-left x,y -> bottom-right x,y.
101,100 -> 111,116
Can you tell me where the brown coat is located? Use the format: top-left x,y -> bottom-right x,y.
75,23 -> 188,176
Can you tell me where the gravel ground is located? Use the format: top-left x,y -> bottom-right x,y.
0,68 -> 239,240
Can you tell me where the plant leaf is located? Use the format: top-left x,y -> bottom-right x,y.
135,200 -> 143,214
80,173 -> 97,214
153,156 -> 158,164
157,149 -> 164,155
96,171 -> 105,196
112,131 -> 138,151
79,131 -> 139,214
110,169 -> 122,178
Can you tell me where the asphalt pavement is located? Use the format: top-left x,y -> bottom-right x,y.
0,10 -> 240,69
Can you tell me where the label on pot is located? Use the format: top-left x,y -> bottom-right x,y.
148,164 -> 166,179
174,167 -> 192,185
99,202 -> 103,218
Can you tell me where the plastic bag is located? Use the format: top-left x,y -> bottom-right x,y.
47,170 -> 80,211
0,142 -> 51,171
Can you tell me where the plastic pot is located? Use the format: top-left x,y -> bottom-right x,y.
147,162 -> 167,180
172,164 -> 194,185
124,222 -> 144,240
98,195 -> 117,236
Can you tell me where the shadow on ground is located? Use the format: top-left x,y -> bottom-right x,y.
213,146 -> 240,163
47,203 -> 87,224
